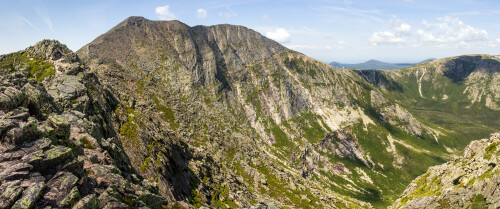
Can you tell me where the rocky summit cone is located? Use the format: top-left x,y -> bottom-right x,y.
0,16 -> 499,208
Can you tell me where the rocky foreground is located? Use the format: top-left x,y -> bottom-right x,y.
0,40 -> 170,209
391,132 -> 500,209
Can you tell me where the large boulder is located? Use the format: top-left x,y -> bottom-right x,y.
11,181 -> 45,209
0,87 -> 25,111
72,194 -> 99,209
43,171 -> 79,207
0,184 -> 23,209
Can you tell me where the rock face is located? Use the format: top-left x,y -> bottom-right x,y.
1,16 -> 499,208
0,40 -> 168,208
391,132 -> 500,209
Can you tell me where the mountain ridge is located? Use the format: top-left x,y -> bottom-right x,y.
0,16 -> 498,208
330,58 -> 436,70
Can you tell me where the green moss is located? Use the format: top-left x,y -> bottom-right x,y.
152,97 -> 179,130
471,194 -> 486,209
0,52 -> 28,73
118,107 -> 141,146
80,136 -> 95,149
437,198 -> 451,208
484,141 -> 499,160
140,157 -> 151,172
26,58 -> 56,82
270,123 -> 292,147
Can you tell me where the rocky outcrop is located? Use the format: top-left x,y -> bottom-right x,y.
391,132 -> 500,209
0,40 -> 168,209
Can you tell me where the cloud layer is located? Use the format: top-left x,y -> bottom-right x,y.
155,5 -> 176,20
265,28 -> 290,43
370,16 -> 489,47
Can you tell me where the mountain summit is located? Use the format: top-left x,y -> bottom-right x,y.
0,16 -> 498,208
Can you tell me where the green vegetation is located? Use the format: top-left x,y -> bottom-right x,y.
484,141 -> 499,160
0,52 -> 55,82
80,136 -> 95,149
0,52 -> 28,73
270,123 -> 292,147
290,112 -> 327,143
152,97 -> 179,130
211,184 -> 238,208
118,106 -> 141,146
27,58 -> 56,82
140,157 -> 151,172
471,194 -> 486,209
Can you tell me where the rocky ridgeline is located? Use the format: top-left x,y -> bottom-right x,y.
0,40 -> 169,209
391,132 -> 500,208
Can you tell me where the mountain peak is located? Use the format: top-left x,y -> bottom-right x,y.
27,39 -> 73,61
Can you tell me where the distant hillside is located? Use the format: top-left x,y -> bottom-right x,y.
330,58 -> 435,70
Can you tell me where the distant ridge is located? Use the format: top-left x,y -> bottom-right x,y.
330,58 -> 436,70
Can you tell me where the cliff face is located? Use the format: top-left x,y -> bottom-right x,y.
1,16 -> 499,209
391,132 -> 500,209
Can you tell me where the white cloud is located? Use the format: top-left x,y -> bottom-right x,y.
370,16 -> 489,48
370,17 -> 411,46
197,9 -> 207,19
155,5 -> 176,20
497,38 -> 500,43
391,18 -> 411,33
266,28 -> 290,43
416,16 -> 488,44
370,31 -> 406,46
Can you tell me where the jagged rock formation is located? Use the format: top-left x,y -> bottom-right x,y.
0,40 -> 168,208
391,132 -> 500,208
0,16 -> 499,209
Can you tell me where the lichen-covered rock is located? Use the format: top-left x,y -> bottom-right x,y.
0,87 -> 25,111
0,184 -> 23,209
49,115 -> 70,141
40,146 -> 73,167
137,191 -> 166,209
0,39 -> 168,209
11,181 -> 45,209
43,171 -> 79,207
72,194 -> 99,209
58,186 -> 81,208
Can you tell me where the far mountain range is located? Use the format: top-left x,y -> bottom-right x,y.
330,58 -> 436,70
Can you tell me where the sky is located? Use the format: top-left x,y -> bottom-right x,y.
1,0 -> 500,63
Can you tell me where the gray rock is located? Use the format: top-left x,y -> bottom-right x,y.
0,87 -> 25,111
72,194 -> 99,209
0,184 -> 23,209
43,171 -> 79,207
11,181 -> 45,209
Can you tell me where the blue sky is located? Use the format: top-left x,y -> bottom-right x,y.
1,0 -> 500,63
